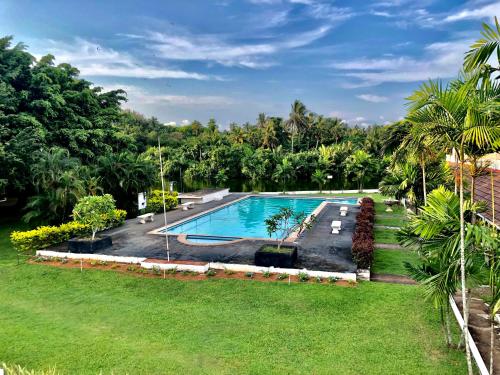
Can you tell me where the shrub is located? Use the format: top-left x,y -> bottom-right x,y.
166,267 -> 177,275
245,272 -> 254,278
127,265 -> 137,272
328,276 -> 339,284
262,270 -> 271,278
10,208 -> 126,254
298,272 -> 309,282
351,196 -> 375,268
73,194 -> 116,241
315,276 -> 322,283
224,268 -> 235,275
151,265 -> 161,275
277,273 -> 289,280
205,269 -> 216,277
145,190 -> 178,214
98,260 -> 108,266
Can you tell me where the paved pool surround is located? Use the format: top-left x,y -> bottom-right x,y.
48,193 -> 358,273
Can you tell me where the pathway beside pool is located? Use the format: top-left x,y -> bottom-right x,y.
48,194 -> 358,273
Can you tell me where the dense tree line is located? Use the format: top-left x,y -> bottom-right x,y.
0,35 -> 397,223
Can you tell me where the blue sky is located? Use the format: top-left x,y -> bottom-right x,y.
1,0 -> 498,127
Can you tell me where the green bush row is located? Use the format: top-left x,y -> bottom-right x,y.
10,209 -> 127,253
144,190 -> 178,213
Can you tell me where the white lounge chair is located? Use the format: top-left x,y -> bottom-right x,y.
331,220 -> 342,234
340,206 -> 348,216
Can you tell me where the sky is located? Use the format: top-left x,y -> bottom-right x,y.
1,0 -> 498,128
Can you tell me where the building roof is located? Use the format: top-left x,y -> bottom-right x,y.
473,169 -> 499,228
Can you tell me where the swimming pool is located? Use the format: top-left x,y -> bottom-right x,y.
160,196 -> 357,241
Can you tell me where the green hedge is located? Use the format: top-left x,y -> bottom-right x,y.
145,190 -> 178,213
11,209 -> 127,253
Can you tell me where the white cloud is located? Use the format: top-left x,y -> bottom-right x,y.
357,94 -> 388,103
38,38 -> 210,80
144,25 -> 331,68
332,38 -> 472,87
181,119 -> 190,125
101,84 -> 234,107
164,121 -> 177,126
444,2 -> 500,22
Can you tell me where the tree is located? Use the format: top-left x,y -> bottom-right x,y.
23,147 -> 86,224
272,157 -> 294,193
265,208 -> 314,250
464,16 -> 500,79
311,169 -> 327,192
73,194 -> 116,241
285,100 -> 307,153
344,150 -> 372,192
398,187 -> 484,347
406,77 -> 500,374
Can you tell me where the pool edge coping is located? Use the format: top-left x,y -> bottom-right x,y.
149,194 -> 360,245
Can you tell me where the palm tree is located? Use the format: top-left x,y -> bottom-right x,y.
406,77 -> 500,374
311,169 -> 327,192
262,118 -> 278,149
257,113 -> 267,129
464,16 -> 499,79
272,157 -> 294,193
24,147 -> 86,224
394,122 -> 439,205
344,150 -> 372,192
286,100 -> 307,153
398,187 -> 483,347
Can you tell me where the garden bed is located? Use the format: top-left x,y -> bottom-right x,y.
28,256 -> 354,286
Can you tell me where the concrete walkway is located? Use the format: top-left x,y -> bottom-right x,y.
49,194 -> 358,273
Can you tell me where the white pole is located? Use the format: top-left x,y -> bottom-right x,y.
158,137 -> 170,262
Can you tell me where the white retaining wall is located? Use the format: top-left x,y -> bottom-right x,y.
36,250 -> 146,264
34,251 -> 357,281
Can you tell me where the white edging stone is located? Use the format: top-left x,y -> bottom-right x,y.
356,269 -> 370,281
209,262 -> 356,281
35,251 -> 357,281
36,250 -> 146,264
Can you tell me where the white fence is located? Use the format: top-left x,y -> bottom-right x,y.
36,250 -> 145,264
449,296 -> 489,375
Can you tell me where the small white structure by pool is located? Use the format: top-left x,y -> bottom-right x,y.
178,188 -> 230,205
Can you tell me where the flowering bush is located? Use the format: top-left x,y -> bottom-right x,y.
144,190 -> 178,213
352,197 -> 375,268
11,209 -> 127,253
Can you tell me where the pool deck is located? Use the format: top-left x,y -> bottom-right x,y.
49,194 -> 358,273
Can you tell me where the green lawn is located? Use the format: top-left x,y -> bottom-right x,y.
374,227 -> 401,245
372,249 -> 421,276
0,219 -> 466,374
375,215 -> 407,227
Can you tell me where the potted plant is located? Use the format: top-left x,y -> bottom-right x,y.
255,208 -> 315,267
69,194 -> 116,253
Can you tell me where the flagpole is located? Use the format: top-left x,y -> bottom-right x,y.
158,137 -> 170,261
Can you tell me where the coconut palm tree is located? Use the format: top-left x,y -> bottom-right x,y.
286,100 -> 307,153
464,16 -> 499,79
406,77 -> 500,374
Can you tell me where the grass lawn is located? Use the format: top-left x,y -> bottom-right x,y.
0,219 -> 466,374
375,215 -> 407,227
374,227 -> 401,245
372,249 -> 421,276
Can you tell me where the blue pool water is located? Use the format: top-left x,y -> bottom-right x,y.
163,196 -> 357,240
